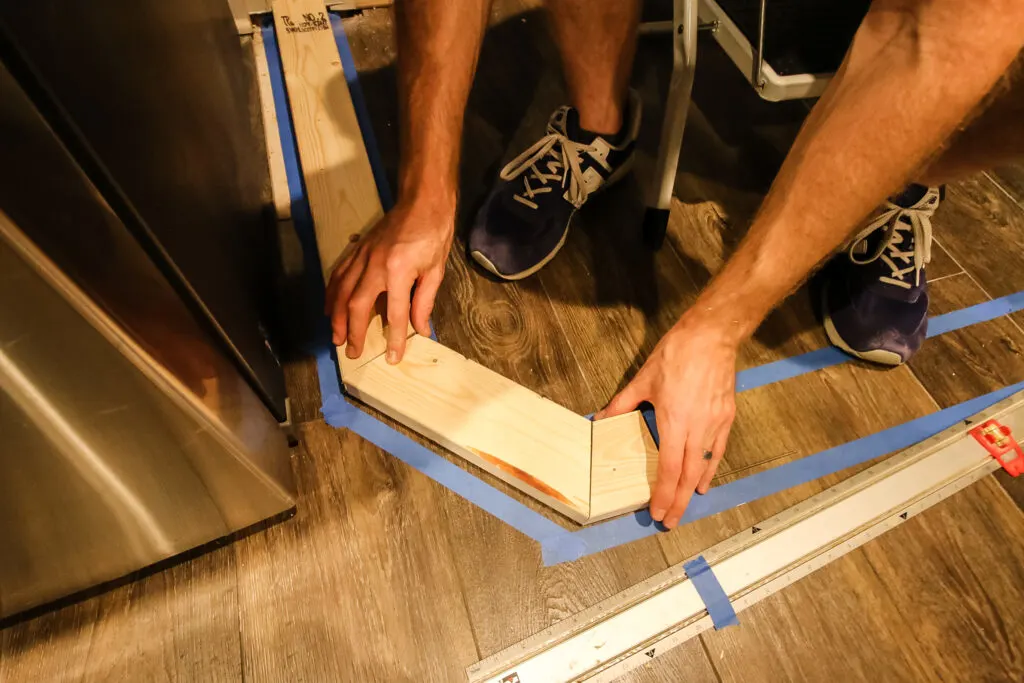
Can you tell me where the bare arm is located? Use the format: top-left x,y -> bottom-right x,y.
327,0 -> 491,361
601,0 -> 1024,528
696,0 -> 1024,343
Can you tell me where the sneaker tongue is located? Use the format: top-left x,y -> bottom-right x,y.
853,223 -> 926,304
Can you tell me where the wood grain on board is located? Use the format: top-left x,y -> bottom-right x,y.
591,411 -> 660,522
273,0 -> 382,277
10,7 -> 1022,683
345,334 -> 593,521
272,0 -> 412,374
0,550 -> 242,683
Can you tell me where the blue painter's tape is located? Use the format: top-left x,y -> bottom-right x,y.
542,379 -> 1024,564
734,291 -> 1024,393
328,12 -> 394,210
735,347 -> 849,393
265,19 -> 563,543
926,290 -> 1024,337
683,555 -> 739,629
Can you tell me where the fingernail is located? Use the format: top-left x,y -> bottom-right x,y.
594,411 -> 605,420
346,346 -> 359,359
664,517 -> 679,529
386,349 -> 398,365
651,507 -> 666,521
697,485 -> 708,495
332,335 -> 341,346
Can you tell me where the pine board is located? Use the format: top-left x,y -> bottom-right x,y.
345,334 -> 594,521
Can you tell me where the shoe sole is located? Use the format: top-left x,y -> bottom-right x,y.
820,286 -> 905,367
471,154 -> 637,281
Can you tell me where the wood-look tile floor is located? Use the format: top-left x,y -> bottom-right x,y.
4,6 -> 1024,682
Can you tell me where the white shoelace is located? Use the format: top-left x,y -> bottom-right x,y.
847,189 -> 940,289
499,118 -> 591,211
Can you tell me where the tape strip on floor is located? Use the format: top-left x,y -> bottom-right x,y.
683,555 -> 740,629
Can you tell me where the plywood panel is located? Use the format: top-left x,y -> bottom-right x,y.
345,335 -> 593,521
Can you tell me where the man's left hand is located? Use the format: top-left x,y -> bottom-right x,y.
595,312 -> 739,528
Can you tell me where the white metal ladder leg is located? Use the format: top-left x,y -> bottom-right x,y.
642,0 -> 698,249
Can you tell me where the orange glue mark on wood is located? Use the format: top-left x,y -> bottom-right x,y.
468,447 -> 573,507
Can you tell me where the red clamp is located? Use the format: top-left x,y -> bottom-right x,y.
970,419 -> 1024,477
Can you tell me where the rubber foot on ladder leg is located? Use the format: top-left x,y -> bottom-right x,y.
642,207 -> 669,250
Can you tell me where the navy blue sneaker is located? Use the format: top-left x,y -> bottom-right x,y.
469,91 -> 642,280
823,185 -> 942,365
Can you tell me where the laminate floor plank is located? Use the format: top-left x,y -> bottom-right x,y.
988,166 -> 1024,207
931,175 -> 1024,302
234,422 -> 478,682
860,475 -> 1024,682
11,10 -> 1020,683
0,549 -> 241,683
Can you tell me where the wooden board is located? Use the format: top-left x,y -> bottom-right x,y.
252,27 -> 292,220
590,412 -> 659,522
345,334 -> 594,521
273,0 -> 412,374
272,0 -> 382,278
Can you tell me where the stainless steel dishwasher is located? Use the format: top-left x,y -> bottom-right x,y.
0,0 -> 297,621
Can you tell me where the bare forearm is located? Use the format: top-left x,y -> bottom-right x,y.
693,0 -> 1024,340
395,0 -> 491,216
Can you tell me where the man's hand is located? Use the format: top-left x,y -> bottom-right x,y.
325,199 -> 454,363
596,312 -> 738,528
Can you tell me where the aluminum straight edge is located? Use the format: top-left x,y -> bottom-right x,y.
467,389 -> 1024,683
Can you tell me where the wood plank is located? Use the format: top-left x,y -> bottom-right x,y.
590,411 -> 659,522
273,0 -> 412,372
345,334 -> 593,521
235,422 -> 479,680
327,0 -> 394,10
252,27 -> 292,220
273,0 -> 382,277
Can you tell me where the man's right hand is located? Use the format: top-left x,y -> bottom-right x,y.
325,198 -> 455,364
